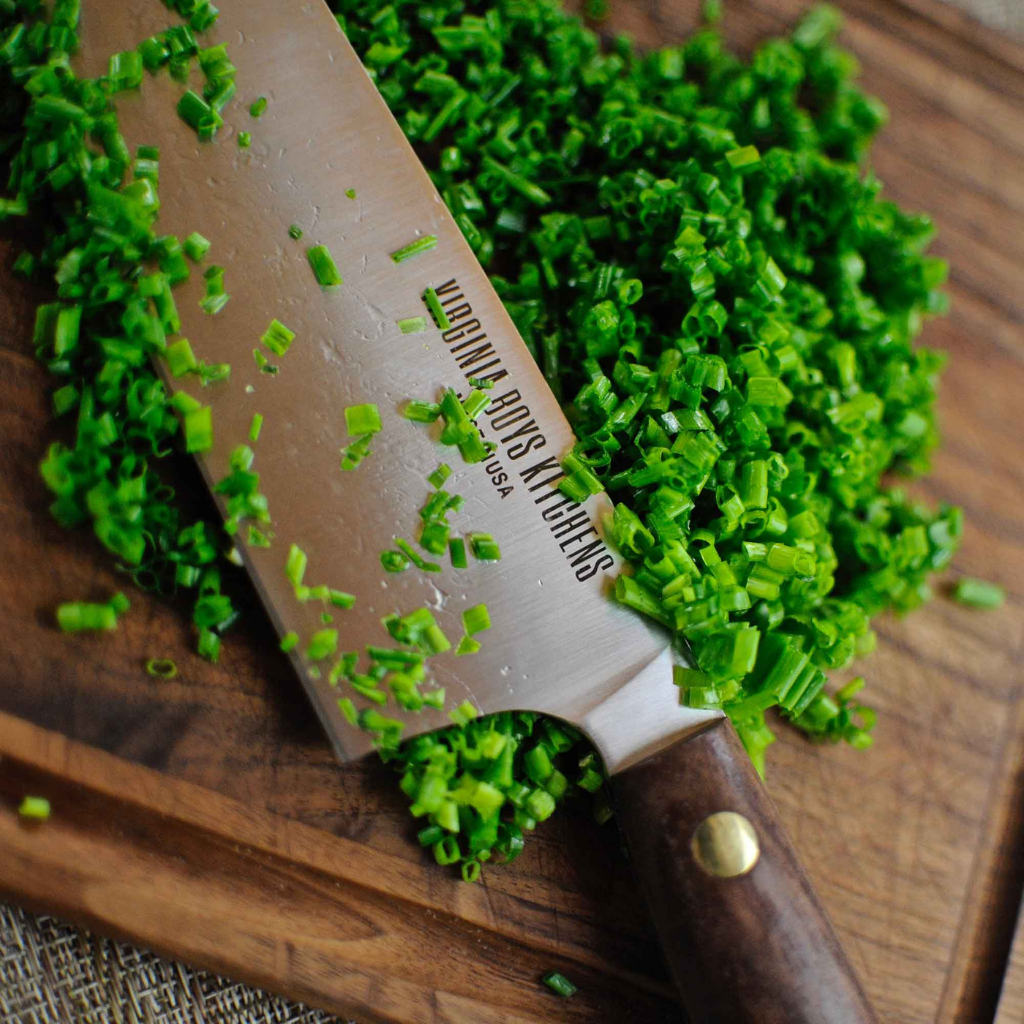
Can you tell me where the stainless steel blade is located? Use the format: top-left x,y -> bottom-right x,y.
81,0 -> 720,770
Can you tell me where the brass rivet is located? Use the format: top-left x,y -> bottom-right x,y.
691,811 -> 760,878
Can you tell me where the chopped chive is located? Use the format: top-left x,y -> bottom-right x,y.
449,701 -> 478,726
395,538 -> 442,573
391,235 -> 438,263
402,400 -> 441,423
307,244 -> 343,289
449,537 -> 468,569
328,589 -> 356,608
462,603 -> 491,634
306,628 -> 338,661
280,631 -> 299,653
167,338 -> 197,378
345,188 -> 356,199
428,463 -> 452,488
183,405 -> 213,453
455,635 -> 481,656
288,224 -> 303,240
250,96 -> 267,117
345,403 -> 382,435
183,232 -> 211,262
18,796 -> 51,821
261,318 -> 295,357
541,972 -> 578,998
381,549 -> 410,573
423,286 -> 451,330
952,577 -> 1004,609
338,697 -> 358,724
469,533 -> 501,562
146,658 -> 178,679
238,131 -> 251,148
285,543 -> 307,588
398,316 -> 427,334
249,413 -> 263,442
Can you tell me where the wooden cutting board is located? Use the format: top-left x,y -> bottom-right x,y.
2,1 -> 1023,1021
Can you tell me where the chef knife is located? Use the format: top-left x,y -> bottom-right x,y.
85,1 -> 877,1020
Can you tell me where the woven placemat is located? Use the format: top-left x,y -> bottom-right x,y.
1,1 -> 1020,1022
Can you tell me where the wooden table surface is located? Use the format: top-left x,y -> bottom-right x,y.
2,1 -> 1023,1022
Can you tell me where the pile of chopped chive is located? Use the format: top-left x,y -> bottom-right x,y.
337,0 -> 962,835
1,0 -> 971,885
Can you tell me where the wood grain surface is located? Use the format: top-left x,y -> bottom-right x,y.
1,1 -> 1023,1022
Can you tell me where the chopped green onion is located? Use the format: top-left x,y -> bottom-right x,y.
345,188 -> 356,199
249,413 -> 263,442
167,338 -> 197,378
402,400 -> 441,423
428,463 -> 452,488
391,235 -> 438,263
398,316 -> 427,334
250,96 -> 267,117
423,286 -> 451,330
183,405 -> 213,453
260,319 -> 295,357
183,232 -> 211,262
288,224 -> 303,240
542,972 -> 577,998
280,631 -> 299,653
395,537 -> 442,573
345,403 -> 382,435
455,635 -> 481,656
146,658 -> 178,679
237,131 -> 251,149
469,533 -> 501,562
307,244 -> 343,289
952,577 -> 1004,609
18,796 -> 51,821
462,604 -> 491,634
449,537 -> 468,569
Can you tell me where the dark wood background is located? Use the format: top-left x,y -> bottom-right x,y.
2,0 -> 1023,1021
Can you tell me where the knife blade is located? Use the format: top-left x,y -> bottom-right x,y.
81,2 -> 877,1021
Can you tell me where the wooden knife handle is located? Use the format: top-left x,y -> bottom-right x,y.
610,716 -> 877,1024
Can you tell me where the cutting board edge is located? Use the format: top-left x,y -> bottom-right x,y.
0,709 -> 679,1024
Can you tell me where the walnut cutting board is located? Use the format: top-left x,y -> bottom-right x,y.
1,0 -> 1023,1021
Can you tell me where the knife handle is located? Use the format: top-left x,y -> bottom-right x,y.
610,716 -> 877,1024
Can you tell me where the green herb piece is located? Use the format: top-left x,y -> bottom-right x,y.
423,287 -> 451,330
428,463 -> 451,488
381,550 -> 409,573
345,403 -> 382,435
288,224 -> 303,240
307,244 -> 342,289
449,537 -> 468,569
541,972 -> 577,998
340,434 -> 373,471
146,658 -> 178,679
398,316 -> 427,334
395,537 -> 442,573
167,338 -> 197,378
462,604 -> 491,635
280,631 -> 299,653
177,90 -> 223,140
306,628 -> 338,661
56,601 -> 118,633
238,131 -> 251,149
390,235 -> 438,263
183,405 -> 213,453
249,413 -> 263,442
345,188 -> 356,199
261,319 -> 295,357
448,701 -> 478,727
402,400 -> 441,423
183,232 -> 211,262
250,96 -> 267,118
18,796 -> 51,821
469,533 -> 501,562
952,578 -> 1004,609
455,635 -> 481,656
